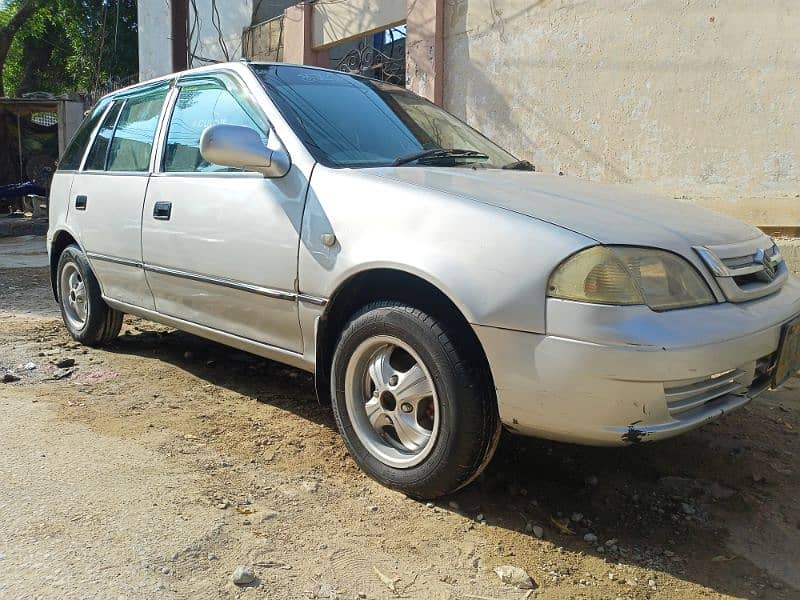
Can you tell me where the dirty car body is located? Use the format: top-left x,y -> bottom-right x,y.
47,62 -> 800,497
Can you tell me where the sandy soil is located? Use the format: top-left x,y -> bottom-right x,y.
1,256 -> 798,599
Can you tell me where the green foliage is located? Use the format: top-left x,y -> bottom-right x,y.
2,0 -> 138,97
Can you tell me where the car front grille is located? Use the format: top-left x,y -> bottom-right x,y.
694,235 -> 788,303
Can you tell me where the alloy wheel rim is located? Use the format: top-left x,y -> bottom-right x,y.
60,262 -> 88,330
344,335 -> 440,469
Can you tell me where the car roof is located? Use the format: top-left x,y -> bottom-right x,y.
100,61 -> 378,103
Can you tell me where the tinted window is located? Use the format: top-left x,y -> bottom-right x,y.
58,98 -> 111,170
84,101 -> 123,171
252,64 -> 516,169
106,89 -> 167,172
163,83 -> 268,173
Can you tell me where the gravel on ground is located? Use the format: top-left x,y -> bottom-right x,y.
1,238 -> 798,599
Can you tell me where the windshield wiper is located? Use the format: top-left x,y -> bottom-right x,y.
393,148 -> 489,166
501,160 -> 535,171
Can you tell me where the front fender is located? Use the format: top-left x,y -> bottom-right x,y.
298,166 -> 594,334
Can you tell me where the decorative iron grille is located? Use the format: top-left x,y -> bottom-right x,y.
335,40 -> 405,86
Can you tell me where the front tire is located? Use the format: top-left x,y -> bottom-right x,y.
331,301 -> 500,498
57,244 -> 123,346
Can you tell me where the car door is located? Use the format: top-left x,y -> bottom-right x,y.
67,83 -> 170,309
141,73 -> 305,352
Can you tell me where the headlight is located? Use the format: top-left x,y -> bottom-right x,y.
548,246 -> 716,311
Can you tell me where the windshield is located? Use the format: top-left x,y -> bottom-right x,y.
251,64 -> 517,169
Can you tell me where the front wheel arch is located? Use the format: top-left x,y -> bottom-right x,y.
330,300 -> 501,498
314,268 -> 495,407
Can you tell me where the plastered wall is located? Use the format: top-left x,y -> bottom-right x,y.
443,0 -> 800,226
187,0 -> 253,66
137,0 -> 254,80
312,1 -> 406,48
137,0 -> 174,80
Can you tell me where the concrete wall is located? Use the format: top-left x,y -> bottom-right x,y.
443,0 -> 800,228
253,0 -> 296,24
137,0 -> 175,80
188,0 -> 253,66
138,0 -> 254,76
312,0 -> 405,48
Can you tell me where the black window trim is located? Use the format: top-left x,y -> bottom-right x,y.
62,68 -> 281,179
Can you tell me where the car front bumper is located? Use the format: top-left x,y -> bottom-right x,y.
474,276 -> 800,446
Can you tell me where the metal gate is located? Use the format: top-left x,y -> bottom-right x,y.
333,26 -> 406,86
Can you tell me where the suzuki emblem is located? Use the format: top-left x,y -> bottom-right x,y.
754,248 -> 777,282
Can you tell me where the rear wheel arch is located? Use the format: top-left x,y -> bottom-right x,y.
314,268 -> 495,406
50,230 -> 82,300
55,243 -> 123,346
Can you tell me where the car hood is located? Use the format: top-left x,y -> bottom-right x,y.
365,167 -> 762,248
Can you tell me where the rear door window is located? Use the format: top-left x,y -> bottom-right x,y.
107,89 -> 168,172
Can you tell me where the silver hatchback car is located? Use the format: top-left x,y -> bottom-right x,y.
48,62 -> 800,498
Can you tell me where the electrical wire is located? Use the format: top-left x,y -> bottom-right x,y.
210,0 -> 230,61
188,0 -> 201,68
188,0 -> 302,66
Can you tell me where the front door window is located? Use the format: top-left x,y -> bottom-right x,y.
163,83 -> 269,173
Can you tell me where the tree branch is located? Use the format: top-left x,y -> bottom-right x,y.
0,0 -> 45,96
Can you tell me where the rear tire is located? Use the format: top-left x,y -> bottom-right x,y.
331,301 -> 500,498
57,244 -> 123,346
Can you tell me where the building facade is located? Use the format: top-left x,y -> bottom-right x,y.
138,0 -> 800,268
137,0 -> 296,78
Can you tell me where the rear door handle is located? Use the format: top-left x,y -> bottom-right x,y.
74,195 -> 87,210
153,201 -> 172,221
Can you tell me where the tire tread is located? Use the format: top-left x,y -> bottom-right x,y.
57,244 -> 123,347
331,300 -> 500,498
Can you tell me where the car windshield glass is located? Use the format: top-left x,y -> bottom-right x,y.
251,64 -> 518,169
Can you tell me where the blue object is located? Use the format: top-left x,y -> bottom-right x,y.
0,181 -> 46,199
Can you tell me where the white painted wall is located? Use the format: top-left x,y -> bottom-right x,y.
443,0 -> 800,227
188,0 -> 254,66
312,0 -> 405,48
137,0 -> 255,78
137,0 -> 175,80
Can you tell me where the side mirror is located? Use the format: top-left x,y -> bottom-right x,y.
199,124 -> 290,178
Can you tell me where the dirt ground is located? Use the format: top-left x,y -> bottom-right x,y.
1,240 -> 799,600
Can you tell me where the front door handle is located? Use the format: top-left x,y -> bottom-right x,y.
74,195 -> 87,210
153,201 -> 172,221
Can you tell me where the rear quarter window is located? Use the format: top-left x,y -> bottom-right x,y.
84,101 -> 124,171
57,98 -> 111,171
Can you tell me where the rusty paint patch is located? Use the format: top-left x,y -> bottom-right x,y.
622,421 -> 648,444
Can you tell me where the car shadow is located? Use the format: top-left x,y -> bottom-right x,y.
104,323 -> 335,431
103,320 -> 798,599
